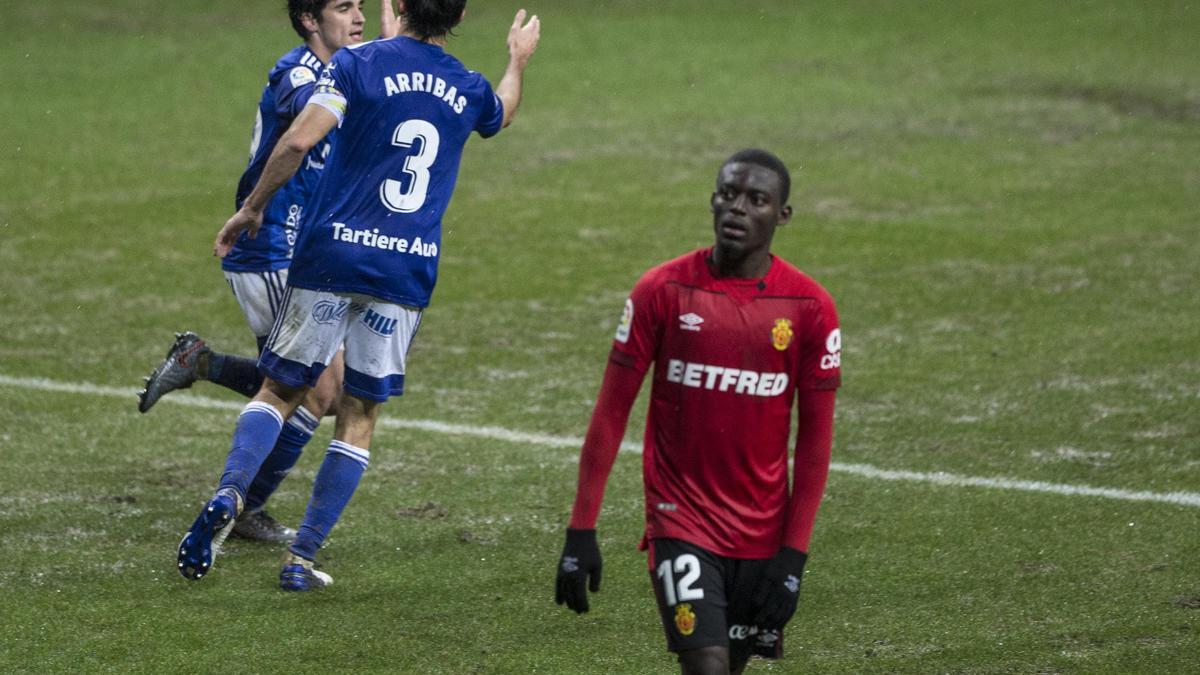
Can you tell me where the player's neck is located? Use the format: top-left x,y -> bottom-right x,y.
305,39 -> 334,64
400,31 -> 448,47
708,249 -> 772,280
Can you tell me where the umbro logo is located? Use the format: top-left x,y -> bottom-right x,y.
678,313 -> 704,332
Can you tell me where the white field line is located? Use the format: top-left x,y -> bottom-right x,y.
4,374 -> 1199,509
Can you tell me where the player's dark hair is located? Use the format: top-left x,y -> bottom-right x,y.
722,148 -> 791,205
288,0 -> 332,40
401,0 -> 467,41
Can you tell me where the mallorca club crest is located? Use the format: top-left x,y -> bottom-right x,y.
674,603 -> 696,636
771,318 -> 793,351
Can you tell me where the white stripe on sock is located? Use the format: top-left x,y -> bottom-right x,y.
291,405 -> 320,432
328,440 -> 370,468
241,401 -> 284,428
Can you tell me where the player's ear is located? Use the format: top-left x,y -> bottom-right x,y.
301,12 -> 321,36
710,192 -> 719,213
778,204 -> 793,226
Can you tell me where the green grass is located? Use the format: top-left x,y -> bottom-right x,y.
2,1 -> 1198,672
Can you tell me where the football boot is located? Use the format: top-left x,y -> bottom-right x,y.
177,488 -> 242,580
232,509 -> 297,544
138,332 -> 210,413
279,551 -> 333,592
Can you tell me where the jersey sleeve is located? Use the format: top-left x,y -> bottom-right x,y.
782,388 -> 836,551
473,75 -> 504,139
795,291 -> 841,391
308,50 -> 356,126
274,65 -> 319,119
567,358 -> 646,529
608,270 -> 664,374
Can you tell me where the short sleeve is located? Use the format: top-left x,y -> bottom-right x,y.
795,293 -> 841,391
308,50 -> 356,125
609,271 -> 663,374
473,76 -> 504,139
275,65 -> 319,119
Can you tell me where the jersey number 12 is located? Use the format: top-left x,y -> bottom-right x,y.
656,554 -> 705,606
380,119 -> 440,213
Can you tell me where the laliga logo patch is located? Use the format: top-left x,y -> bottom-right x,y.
289,66 -> 316,88
821,328 -> 842,370
674,603 -> 697,636
614,298 -> 633,344
771,318 -> 793,351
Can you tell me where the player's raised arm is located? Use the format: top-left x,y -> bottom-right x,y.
379,0 -> 401,38
214,105 -> 339,257
495,9 -> 540,129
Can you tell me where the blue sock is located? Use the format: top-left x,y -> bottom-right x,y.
289,441 -> 369,560
218,402 -> 286,500
244,406 -> 320,512
206,352 -> 264,399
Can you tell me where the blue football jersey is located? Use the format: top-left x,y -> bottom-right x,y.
223,45 -> 333,273
289,36 -> 504,307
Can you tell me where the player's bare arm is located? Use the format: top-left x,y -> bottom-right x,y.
214,105 -> 339,257
496,9 -> 540,128
379,0 -> 402,38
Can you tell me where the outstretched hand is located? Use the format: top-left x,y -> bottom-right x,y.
213,208 -> 263,258
379,0 -> 404,39
751,547 -> 808,630
555,528 -> 602,614
507,9 -> 541,67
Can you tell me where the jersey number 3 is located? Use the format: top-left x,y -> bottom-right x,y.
380,119 -> 440,213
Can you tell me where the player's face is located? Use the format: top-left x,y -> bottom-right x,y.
315,0 -> 366,51
710,162 -> 792,266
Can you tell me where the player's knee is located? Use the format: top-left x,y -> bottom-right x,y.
259,377 -> 308,410
310,357 -> 345,417
678,645 -> 729,675
306,382 -> 340,417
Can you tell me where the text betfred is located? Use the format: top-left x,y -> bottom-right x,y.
665,359 -> 789,397
332,222 -> 439,258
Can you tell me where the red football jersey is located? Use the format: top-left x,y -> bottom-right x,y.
611,248 -> 841,558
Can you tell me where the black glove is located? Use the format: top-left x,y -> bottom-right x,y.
751,547 -> 808,630
555,528 -> 602,613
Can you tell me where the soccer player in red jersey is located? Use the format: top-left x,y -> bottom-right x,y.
555,149 -> 841,674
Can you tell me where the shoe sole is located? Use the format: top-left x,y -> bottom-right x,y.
177,498 -> 236,580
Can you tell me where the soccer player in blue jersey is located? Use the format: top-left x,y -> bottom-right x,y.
176,1 -> 541,590
140,0 -> 400,543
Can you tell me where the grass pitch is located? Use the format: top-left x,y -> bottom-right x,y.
2,1 -> 1198,672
